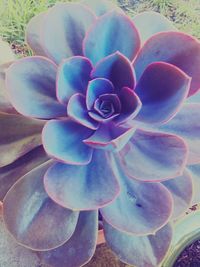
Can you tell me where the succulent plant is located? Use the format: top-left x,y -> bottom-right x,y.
1,1 -> 200,266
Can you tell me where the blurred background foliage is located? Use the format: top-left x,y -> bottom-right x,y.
0,0 -> 199,56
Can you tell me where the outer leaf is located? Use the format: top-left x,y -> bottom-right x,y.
44,150 -> 120,210
133,11 -> 177,44
91,52 -> 135,91
81,0 -> 118,16
0,112 -> 44,167
134,62 -> 190,124
104,220 -> 173,267
162,170 -> 193,219
0,203 -> 42,267
0,146 -> 49,200
154,103 -> 200,165
0,39 -> 15,64
42,119 -> 93,165
42,3 -> 96,64
0,63 -> 17,114
83,11 -> 140,65
57,56 -> 92,105
119,130 -> 188,181
6,57 -> 66,119
3,162 -> 79,251
101,156 -> 173,235
133,31 -> 200,96
186,90 -> 200,103
38,211 -> 98,267
25,12 -> 47,57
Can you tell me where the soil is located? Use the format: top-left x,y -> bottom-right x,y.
173,240 -> 200,267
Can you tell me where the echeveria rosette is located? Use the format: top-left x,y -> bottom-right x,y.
1,1 -> 200,267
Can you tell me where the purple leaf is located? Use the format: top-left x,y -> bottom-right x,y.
42,119 -> 93,165
25,12 -> 48,57
119,130 -> 188,181
90,93 -> 121,122
101,156 -> 173,235
81,0 -> 118,16
6,57 -> 66,119
83,11 -> 140,64
115,87 -> 141,124
91,52 -> 135,91
133,11 -> 177,44
153,103 -> 200,165
135,62 -> 190,124
83,122 -> 135,151
162,170 -> 193,219
44,150 -> 119,210
86,78 -> 114,110
57,56 -> 92,105
3,162 -> 79,251
67,93 -> 99,130
42,3 -> 96,64
133,31 -> 200,96
104,220 -> 173,267
0,112 -> 44,167
38,211 -> 98,267
0,146 -> 49,200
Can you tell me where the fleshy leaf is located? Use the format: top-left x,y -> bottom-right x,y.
91,52 -> 135,91
0,146 -> 49,200
133,31 -> 200,96
0,203 -> 42,267
81,0 -> 118,16
133,11 -> 177,44
0,62 -> 17,114
119,130 -> 188,181
154,103 -> 200,165
0,112 -> 44,167
44,150 -> 119,210
101,156 -> 173,235
104,220 -> 173,267
42,119 -> 93,165
83,122 -> 135,151
0,38 -> 15,64
67,93 -> 99,130
187,164 -> 200,205
186,90 -> 200,103
83,11 -> 140,65
94,94 -> 121,116
162,170 -> 193,219
42,3 -> 96,64
26,12 -> 48,56
6,57 -> 66,119
134,62 -> 190,124
57,56 -> 92,105
3,162 -> 79,251
115,87 -> 141,124
86,78 -> 114,110
38,211 -> 98,267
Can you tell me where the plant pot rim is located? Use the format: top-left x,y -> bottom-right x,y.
161,210 -> 200,266
97,229 -> 105,245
